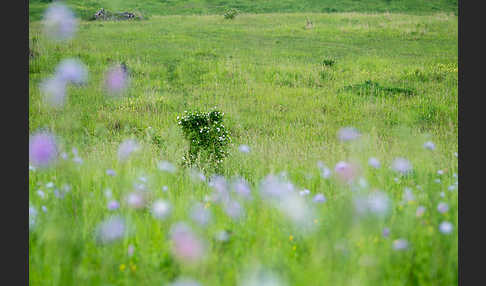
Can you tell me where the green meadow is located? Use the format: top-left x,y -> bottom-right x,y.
29,1 -> 458,285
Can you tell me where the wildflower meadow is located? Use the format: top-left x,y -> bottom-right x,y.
29,1 -> 458,285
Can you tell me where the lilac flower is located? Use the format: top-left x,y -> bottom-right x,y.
125,192 -> 145,209
317,161 -> 332,179
36,190 -> 46,199
117,139 -> 140,161
391,157 -> 413,175
107,200 -> 120,211
29,206 -> 37,230
382,227 -> 390,238
299,189 -> 310,196
43,3 -> 78,41
232,178 -> 252,199
104,65 -> 129,95
162,186 -> 169,192
368,157 -> 381,169
224,200 -> 244,219
41,206 -> 48,213
334,161 -> 358,183
96,216 -> 126,244
157,161 -> 176,173
437,202 -> 449,214
416,206 -> 426,217
423,141 -> 436,150
170,222 -> 205,263
313,193 -> 326,203
127,244 -> 135,257
40,76 -> 67,108
238,144 -> 251,153
338,127 -> 361,142
437,170 -> 444,175
190,203 -> 212,226
106,169 -> 116,176
60,152 -> 68,160
393,239 -> 409,251
190,169 -> 206,182
29,131 -> 58,168
151,199 -> 172,220
354,191 -> 391,218
54,58 -> 88,85
439,221 -> 453,234
259,174 -> 295,200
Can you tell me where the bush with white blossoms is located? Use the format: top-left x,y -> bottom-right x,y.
178,110 -> 232,171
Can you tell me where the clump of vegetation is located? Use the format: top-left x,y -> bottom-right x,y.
178,110 -> 232,171
224,8 -> 239,20
322,57 -> 336,67
344,80 -> 416,97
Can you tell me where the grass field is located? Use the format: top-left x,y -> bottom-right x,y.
29,2 -> 458,285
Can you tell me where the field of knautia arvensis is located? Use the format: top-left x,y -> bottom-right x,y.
29,2 -> 457,285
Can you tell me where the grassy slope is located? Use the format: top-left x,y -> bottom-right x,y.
29,0 -> 458,21
29,10 -> 458,286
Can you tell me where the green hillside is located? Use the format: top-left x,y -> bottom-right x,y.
30,0 -> 458,21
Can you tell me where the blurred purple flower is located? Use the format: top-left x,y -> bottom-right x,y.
54,58 -> 88,85
416,206 -> 426,217
232,178 -> 252,199
106,169 -> 116,176
423,141 -> 436,151
118,139 -> 140,161
43,3 -> 78,41
439,221 -> 453,234
382,227 -> 390,238
96,216 -> 126,244
107,200 -> 120,211
157,161 -> 177,173
338,127 -> 361,142
151,199 -> 172,220
368,157 -> 381,169
334,161 -> 359,183
29,131 -> 58,168
104,65 -> 129,95
313,193 -> 326,203
125,192 -> 146,209
391,157 -> 413,175
224,200 -> 244,219
393,239 -> 409,251
190,202 -> 212,226
437,202 -> 449,214
238,144 -> 251,153
170,222 -> 205,263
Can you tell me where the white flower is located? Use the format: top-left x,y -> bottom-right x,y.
151,200 -> 171,220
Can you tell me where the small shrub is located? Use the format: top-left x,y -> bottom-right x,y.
224,8 -> 239,20
322,58 -> 336,67
177,110 -> 232,171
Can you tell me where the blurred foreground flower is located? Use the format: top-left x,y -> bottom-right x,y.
96,216 -> 126,244
54,58 -> 88,85
104,64 -> 129,95
151,199 -> 172,220
40,77 -> 67,108
393,239 -> 409,251
439,221 -> 453,234
338,127 -> 361,142
170,222 -> 205,263
29,131 -> 58,168
391,157 -> 413,175
43,3 -> 78,41
118,139 -> 140,161
170,277 -> 201,286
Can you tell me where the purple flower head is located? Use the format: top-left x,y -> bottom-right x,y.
54,58 -> 88,85
439,221 -> 453,234
368,157 -> 381,169
117,139 -> 140,161
259,174 -> 295,200
125,192 -> 146,209
437,202 -> 449,214
416,206 -> 426,217
313,193 -> 326,203
40,76 -> 67,108
106,169 -> 116,176
107,200 -> 120,211
393,239 -> 409,251
29,205 -> 37,230
238,144 -> 251,153
338,127 -> 361,142
190,202 -> 212,226
382,227 -> 390,238
423,141 -> 436,151
151,199 -> 172,220
224,200 -> 244,220
391,157 -> 413,175
170,222 -> 205,263
232,178 -> 252,199
43,3 -> 78,41
29,131 -> 58,168
334,161 -> 359,183
96,216 -> 126,244
104,65 -> 129,95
